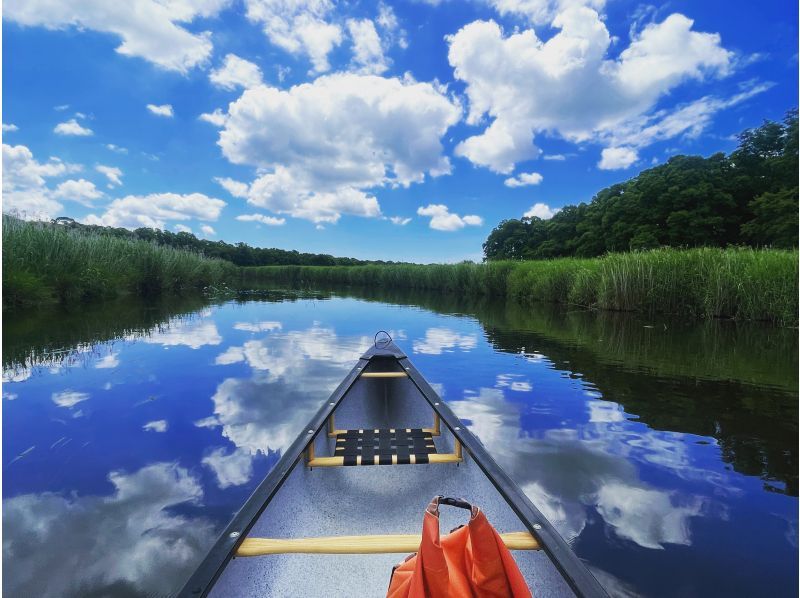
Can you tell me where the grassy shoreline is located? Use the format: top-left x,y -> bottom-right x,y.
4,216 -> 796,325
4,216 -> 236,309
242,248 -> 798,326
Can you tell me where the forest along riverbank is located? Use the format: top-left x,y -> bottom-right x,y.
242,247 -> 798,325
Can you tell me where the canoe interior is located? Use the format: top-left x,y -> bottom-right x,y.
210,357 -> 574,598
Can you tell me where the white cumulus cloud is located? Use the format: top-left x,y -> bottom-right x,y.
200,224 -> 216,236
3,145 -> 75,188
599,83 -> 772,152
236,213 -> 286,226
376,2 -> 407,49
214,73 -> 460,224
209,53 -> 264,90
147,104 -> 174,117
504,172 -> 543,187
417,204 -> 483,231
54,118 -> 93,136
488,0 -> 606,25
389,216 -> 411,225
2,143 -> 79,219
447,9 -> 733,173
598,146 -> 638,170
523,202 -> 560,219
347,18 -> 389,74
106,143 -> 128,154
3,0 -> 225,72
244,0 -> 342,74
53,179 -> 104,205
96,165 -> 123,187
213,176 -> 249,198
3,123 -> 19,132
84,192 -> 225,229
199,109 -> 227,126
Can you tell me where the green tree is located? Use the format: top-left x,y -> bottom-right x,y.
740,188 -> 799,248
483,109 -> 798,260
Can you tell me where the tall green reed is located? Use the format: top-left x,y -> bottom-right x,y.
3,216 -> 237,309
241,248 -> 798,325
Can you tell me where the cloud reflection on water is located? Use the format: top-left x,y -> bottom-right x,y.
200,326 -> 369,486
233,321 -> 282,332
449,386 -> 710,550
4,296 -> 794,597
413,327 -> 478,355
140,318 -> 222,349
203,447 -> 255,488
51,390 -> 90,408
3,462 -> 215,597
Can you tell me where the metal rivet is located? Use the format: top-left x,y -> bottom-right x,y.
532,524 -> 542,530
434,402 -> 440,406
329,402 -> 335,406
229,531 -> 241,538
455,427 -> 461,431
307,430 -> 314,434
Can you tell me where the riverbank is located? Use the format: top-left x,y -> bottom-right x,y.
3,216 -> 237,309
4,216 -> 796,325
242,248 -> 798,326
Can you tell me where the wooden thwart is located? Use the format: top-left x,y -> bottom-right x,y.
236,531 -> 540,556
308,453 -> 462,467
360,371 -> 408,378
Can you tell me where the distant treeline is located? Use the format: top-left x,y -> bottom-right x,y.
484,110 -> 799,260
48,219 -> 404,267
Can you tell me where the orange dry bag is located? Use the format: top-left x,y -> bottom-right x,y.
387,496 -> 533,598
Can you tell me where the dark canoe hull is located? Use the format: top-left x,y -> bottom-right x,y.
180,341 -> 607,598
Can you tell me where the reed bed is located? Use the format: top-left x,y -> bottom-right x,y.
5,216 -> 795,324
243,248 -> 798,325
3,216 -> 237,309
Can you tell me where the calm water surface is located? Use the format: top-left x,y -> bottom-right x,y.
3,290 -> 797,597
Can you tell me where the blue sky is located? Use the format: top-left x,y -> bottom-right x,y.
3,0 -> 797,262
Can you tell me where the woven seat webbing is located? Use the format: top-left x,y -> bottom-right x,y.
334,429 -> 437,466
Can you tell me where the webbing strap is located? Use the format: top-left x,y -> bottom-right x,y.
333,429 -> 437,466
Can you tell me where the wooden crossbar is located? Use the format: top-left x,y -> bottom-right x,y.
360,372 -> 408,378
236,531 -> 540,556
308,453 -> 462,467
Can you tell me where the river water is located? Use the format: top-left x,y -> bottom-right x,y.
3,289 -> 797,597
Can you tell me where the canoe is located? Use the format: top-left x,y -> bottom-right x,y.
180,337 -> 607,597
